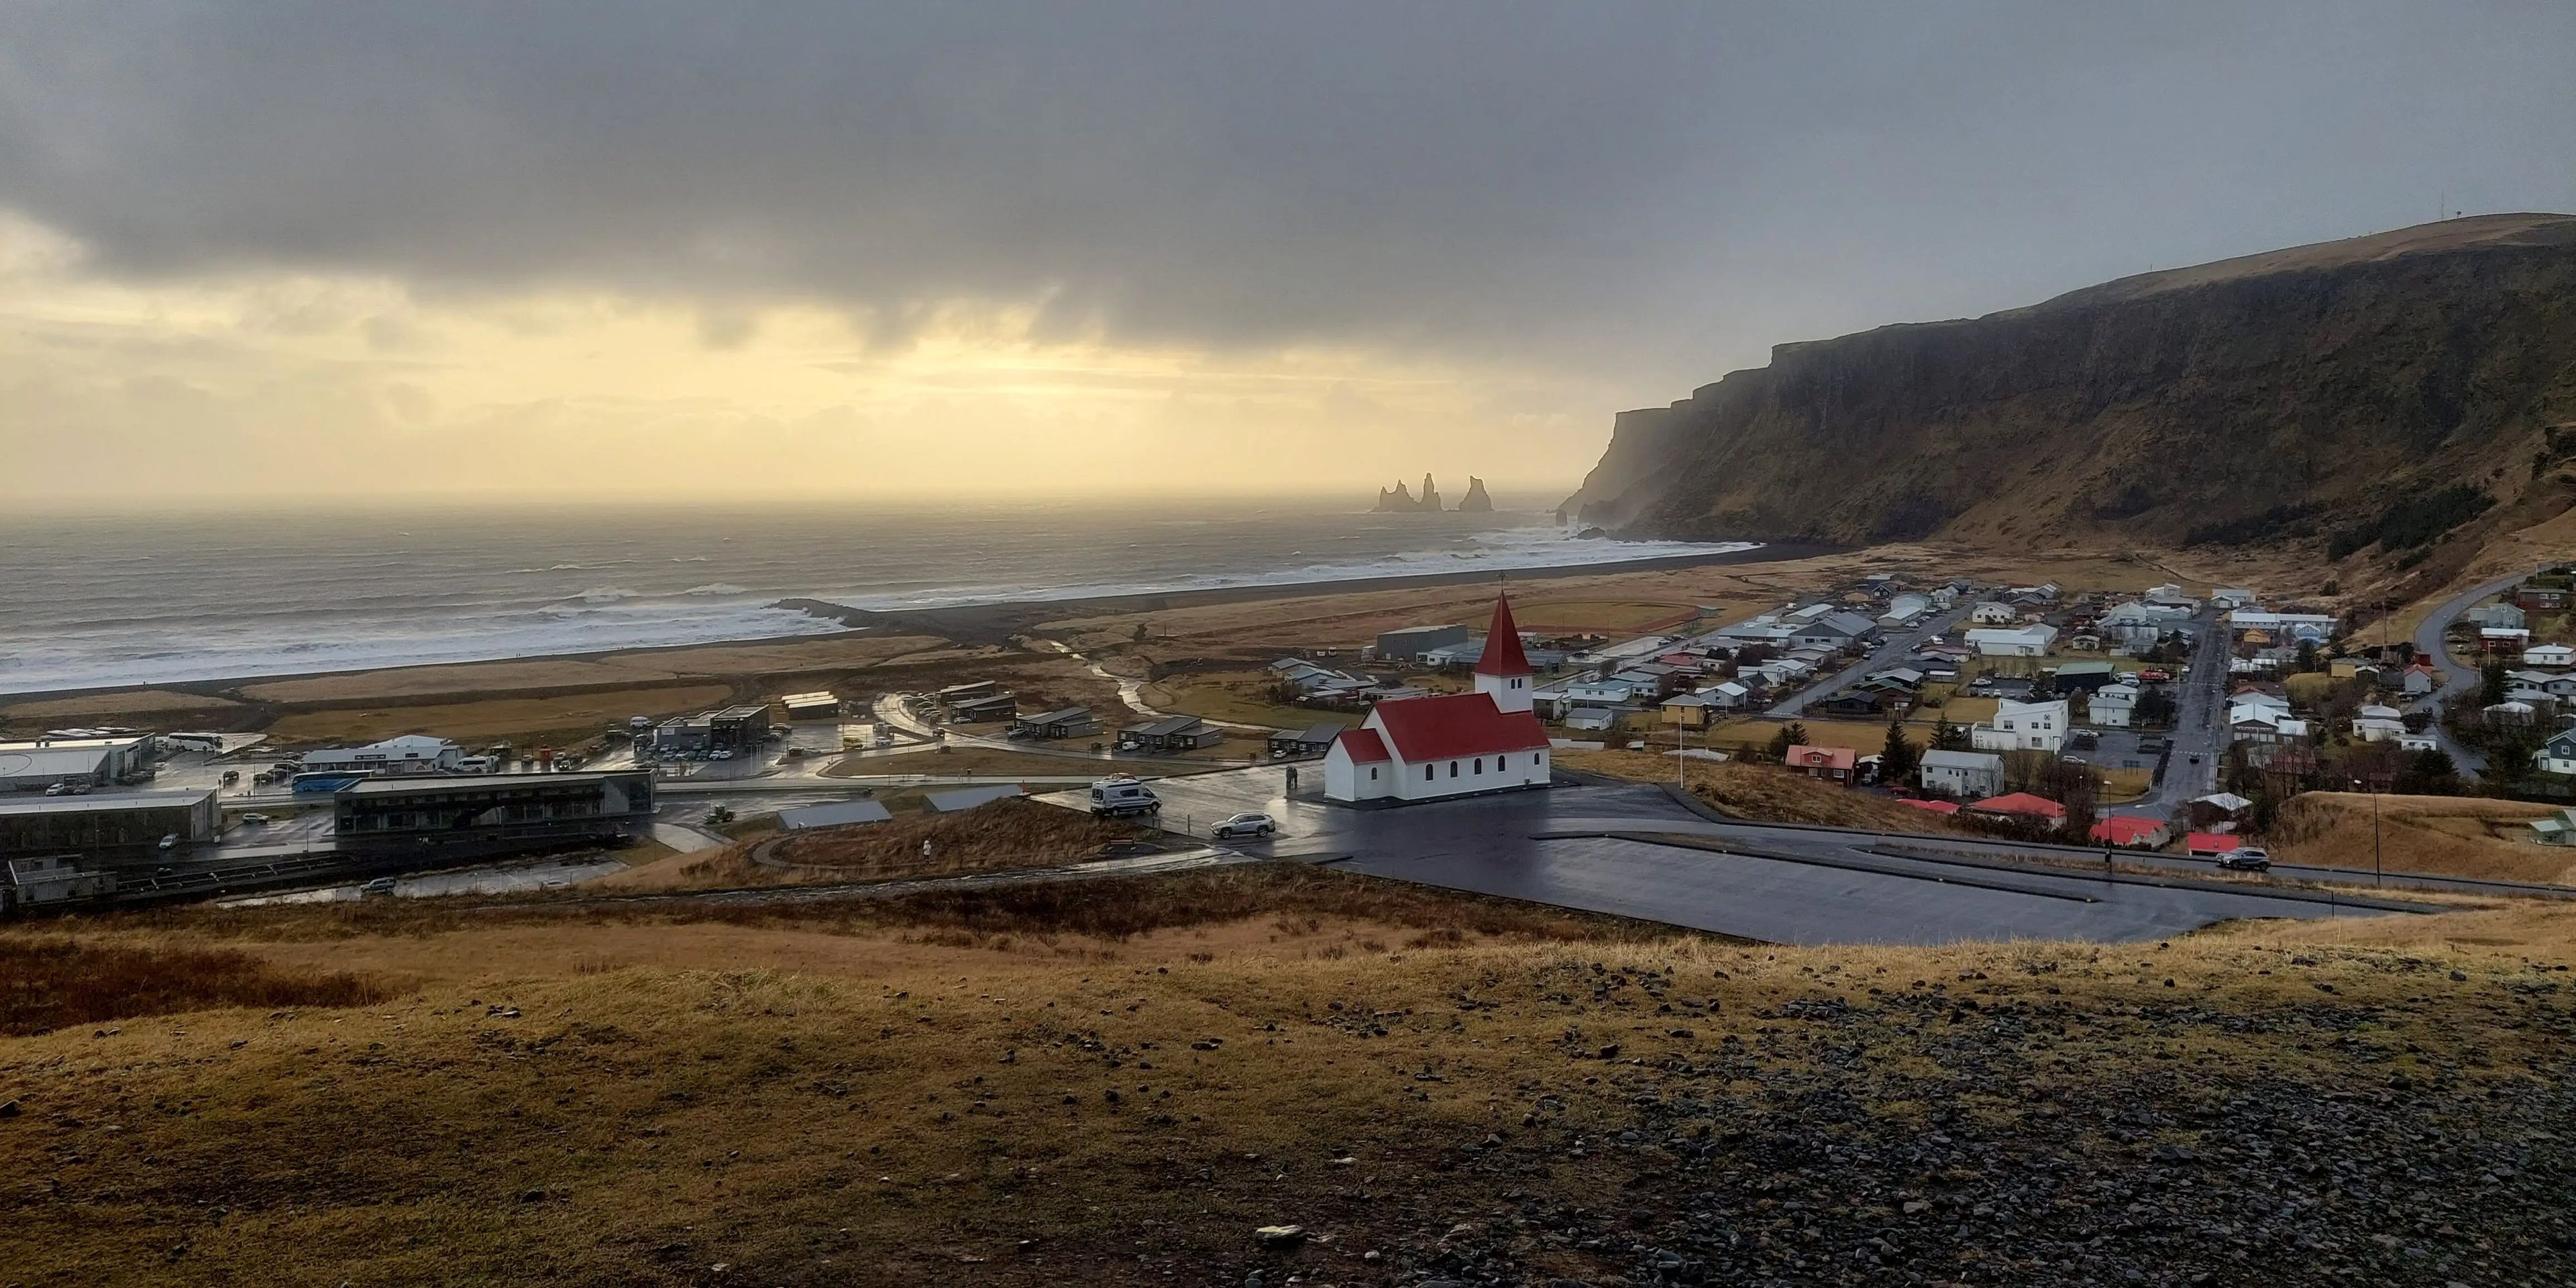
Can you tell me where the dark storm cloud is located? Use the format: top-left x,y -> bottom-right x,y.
3,2 -> 2572,383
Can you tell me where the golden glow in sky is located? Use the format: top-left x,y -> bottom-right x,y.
0,213 -> 1610,504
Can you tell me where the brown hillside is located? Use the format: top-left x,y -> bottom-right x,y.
1566,214 -> 2576,556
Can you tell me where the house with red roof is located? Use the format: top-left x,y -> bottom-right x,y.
1964,792 -> 2067,829
2088,815 -> 2169,849
1323,592 -> 1552,803
2184,831 -> 2245,857
1780,744 -> 1858,784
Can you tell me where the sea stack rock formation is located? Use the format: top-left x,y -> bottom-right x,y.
1373,476 -> 1450,512
1458,476 -> 1494,513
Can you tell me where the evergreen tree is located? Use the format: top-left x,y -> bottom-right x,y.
1766,722 -> 1809,761
1879,716 -> 1919,785
2479,659 -> 2510,706
1931,715 -> 1968,751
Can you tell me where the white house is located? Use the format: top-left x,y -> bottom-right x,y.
2086,683 -> 2139,728
1919,749 -> 2004,798
2210,588 -> 2256,609
2350,715 -> 2407,743
1969,602 -> 2020,625
2225,690 -> 2292,726
2526,643 -> 2576,667
301,735 -> 463,775
1966,625 -> 2057,657
1324,594 -> 1552,804
1972,697 -> 2068,753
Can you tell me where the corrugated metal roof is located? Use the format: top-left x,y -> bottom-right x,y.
0,790 -> 213,816
780,800 -> 894,830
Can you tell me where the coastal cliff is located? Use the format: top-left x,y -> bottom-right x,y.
1457,476 -> 1494,513
1564,214 -> 2576,553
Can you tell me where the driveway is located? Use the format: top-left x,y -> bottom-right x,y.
2408,570 -> 2533,780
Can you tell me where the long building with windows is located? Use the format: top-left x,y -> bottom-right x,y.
332,771 -> 655,854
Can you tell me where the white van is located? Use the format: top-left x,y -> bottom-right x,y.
1089,776 -> 1161,819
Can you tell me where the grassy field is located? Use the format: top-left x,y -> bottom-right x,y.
1507,598 -> 1701,633
0,689 -> 245,735
1143,671 -> 1326,731
1707,716 -> 1915,753
1560,748 -> 1961,833
3,861 -> 2569,1285
824,747 -> 1151,780
262,683 -> 737,747
2269,791 -> 2576,884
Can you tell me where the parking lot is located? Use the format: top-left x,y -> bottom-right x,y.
1038,767 -> 2424,947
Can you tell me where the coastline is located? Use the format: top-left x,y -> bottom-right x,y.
3,542 -> 1829,706
779,541 -> 1829,644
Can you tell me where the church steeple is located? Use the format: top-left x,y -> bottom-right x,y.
1472,591 -> 1534,712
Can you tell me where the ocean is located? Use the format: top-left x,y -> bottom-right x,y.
0,500 -> 1752,695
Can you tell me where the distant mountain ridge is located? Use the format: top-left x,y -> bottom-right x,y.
1564,214 -> 2576,557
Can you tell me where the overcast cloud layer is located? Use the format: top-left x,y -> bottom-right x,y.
2,3 -> 2573,499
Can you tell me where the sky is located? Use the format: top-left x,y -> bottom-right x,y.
3,3 -> 2573,505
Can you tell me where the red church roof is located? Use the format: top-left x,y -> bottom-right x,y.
1370,692 -> 1550,762
1333,727 -> 1391,763
1472,592 -> 1533,678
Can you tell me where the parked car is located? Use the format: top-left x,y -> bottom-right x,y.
239,812 -> 271,826
1089,776 -> 1161,819
2216,847 -> 2272,873
1212,811 -> 1278,841
360,877 -> 398,897
157,834 -> 178,851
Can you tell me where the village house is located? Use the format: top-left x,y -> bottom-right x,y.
1966,625 -> 2057,657
2210,588 -> 2256,609
1965,792 -> 2065,829
2536,730 -> 2576,777
1918,749 -> 2004,798
1324,593 -> 1552,804
1972,697 -> 2068,753
1969,601 -> 2021,625
1372,623 -> 1470,665
1791,612 -> 1880,653
1658,691 -> 1724,731
2086,682 -> 2140,727
2401,663 -> 2440,696
2469,603 -> 2528,631
1781,744 -> 1858,784
2349,704 -> 2406,742
2051,659 -> 2122,694
2526,643 -> 2576,668
2090,816 -> 2170,848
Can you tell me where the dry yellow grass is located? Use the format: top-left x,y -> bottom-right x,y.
264,683 -> 737,745
239,657 -> 686,704
824,746 -> 1142,779
1560,748 -> 1959,833
1142,671 -> 1320,730
4,873 -> 2571,1285
0,688 -> 242,726
2269,791 -> 2576,884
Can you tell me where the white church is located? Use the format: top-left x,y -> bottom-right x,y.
1323,592 -> 1553,803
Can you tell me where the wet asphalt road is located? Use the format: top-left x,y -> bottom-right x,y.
1038,767 -> 2443,947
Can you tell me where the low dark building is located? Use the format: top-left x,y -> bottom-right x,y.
1118,716 -> 1223,753
1012,707 -> 1102,740
948,692 -> 1019,722
333,772 -> 655,855
1269,722 -> 1348,759
1811,690 -> 1894,717
0,790 -> 219,859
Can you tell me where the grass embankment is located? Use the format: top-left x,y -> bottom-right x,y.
2270,792 -> 2576,885
0,938 -> 386,1036
3,876 -> 2572,1285
1559,749 -> 1962,833
680,798 -> 1167,888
